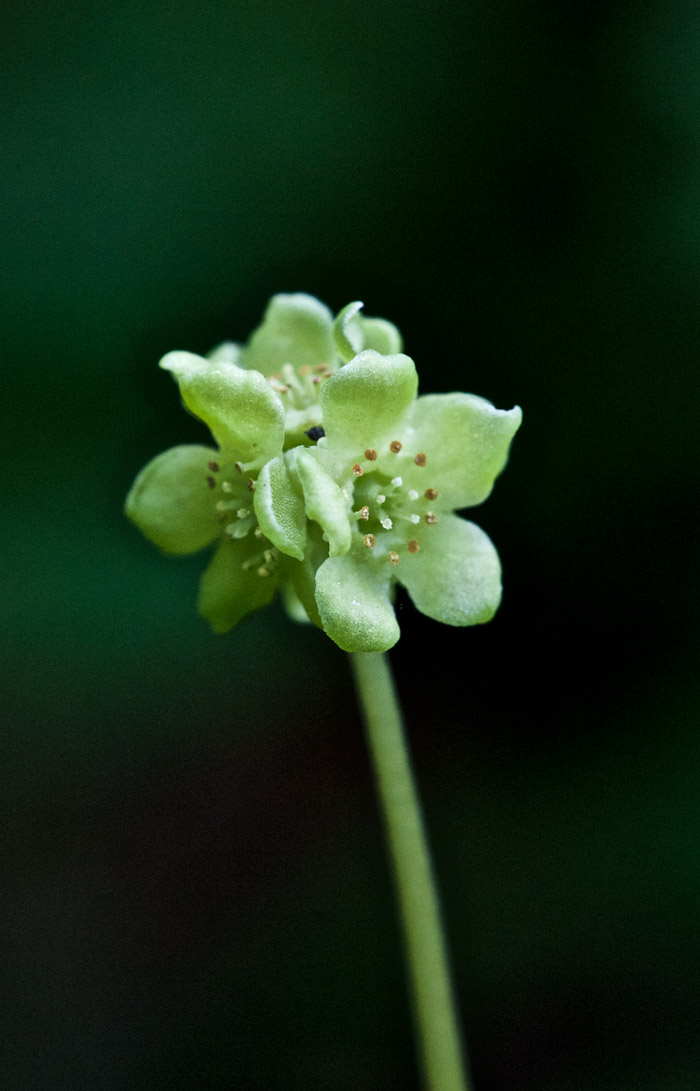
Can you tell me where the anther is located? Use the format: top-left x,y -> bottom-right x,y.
206,475 -> 216,489
414,453 -> 427,466
221,481 -> 233,493
257,566 -> 271,577
237,508 -> 250,519
391,477 -> 403,487
312,376 -> 322,385
388,551 -> 400,565
364,448 -> 378,461
380,517 -> 393,530
408,489 -> 419,501
425,487 -> 438,500
364,533 -> 376,548
298,364 -> 312,376
389,440 -> 402,453
254,527 -> 265,540
360,505 -> 370,520
410,514 -> 420,524
234,461 -> 244,474
407,540 -> 420,553
315,362 -> 331,373
305,425 -> 325,442
207,460 -> 220,472
247,478 -> 255,492
263,549 -> 276,564
425,511 -> 438,525
376,494 -> 386,504
352,464 -> 364,476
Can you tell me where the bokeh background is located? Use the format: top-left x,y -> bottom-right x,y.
4,2 -> 700,1088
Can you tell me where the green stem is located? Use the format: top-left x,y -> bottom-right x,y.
350,651 -> 471,1091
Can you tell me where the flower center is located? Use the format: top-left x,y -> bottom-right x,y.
348,439 -> 439,566
205,458 -> 279,577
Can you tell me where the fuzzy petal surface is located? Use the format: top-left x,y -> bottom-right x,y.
320,349 -> 418,455
244,293 -> 335,375
404,394 -> 522,509
198,539 -> 276,634
314,553 -> 400,652
160,352 -> 284,463
125,444 -> 220,555
397,514 -> 502,626
295,448 -> 352,557
253,455 -> 307,560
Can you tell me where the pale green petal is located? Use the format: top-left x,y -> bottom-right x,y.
198,539 -> 276,634
244,293 -> 335,376
404,394 -> 522,509
125,444 -> 220,555
397,515 -> 502,626
206,341 -> 242,365
333,301 -> 403,363
320,349 -> 418,454
295,448 -> 352,557
160,352 -> 284,464
253,455 -> 307,560
314,553 -> 400,653
281,582 -> 311,624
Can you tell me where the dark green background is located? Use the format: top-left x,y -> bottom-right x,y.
4,2 -> 700,1088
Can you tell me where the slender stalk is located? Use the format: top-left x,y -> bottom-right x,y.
350,651 -> 471,1091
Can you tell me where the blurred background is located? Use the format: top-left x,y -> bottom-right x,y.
3,1 -> 700,1088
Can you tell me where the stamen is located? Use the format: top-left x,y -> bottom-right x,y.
389,440 -> 402,453
221,481 -> 233,493
247,478 -> 255,492
364,448 -> 378,461
263,549 -> 276,564
407,540 -> 420,553
257,566 -> 271,577
254,527 -> 266,540
376,494 -> 386,504
414,453 -> 427,466
424,511 -> 438,525
315,362 -> 331,374
391,477 -> 403,488
380,517 -> 393,530
237,508 -> 250,519
410,514 -> 420,524
234,461 -> 244,474
388,551 -> 400,565
364,533 -> 376,548
312,376 -> 322,385
215,500 -> 236,511
206,475 -> 216,489
360,505 -> 370,520
298,364 -> 312,376
352,463 -> 364,476
207,460 -> 220,473
425,487 -> 438,500
408,489 -> 419,501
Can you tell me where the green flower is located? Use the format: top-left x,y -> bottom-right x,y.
125,350 -> 294,633
257,346 -> 522,653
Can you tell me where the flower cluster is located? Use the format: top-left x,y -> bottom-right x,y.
125,294 -> 522,652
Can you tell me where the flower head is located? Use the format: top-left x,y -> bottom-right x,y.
125,295 -> 521,647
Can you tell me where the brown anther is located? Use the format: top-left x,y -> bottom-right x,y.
425,487 -> 438,500
247,478 -> 255,491
414,452 -> 427,466
234,461 -> 244,473
360,505 -> 370,520
364,448 -> 378,461
424,511 -> 438,525
364,534 -> 376,548
388,551 -> 400,565
314,363 -> 331,373
312,376 -> 322,385
389,440 -> 403,453
352,463 -> 364,476
206,475 -> 216,489
298,364 -> 312,376
207,460 -> 220,472
407,539 -> 420,553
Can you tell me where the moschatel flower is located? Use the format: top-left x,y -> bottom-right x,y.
125,294 -> 521,649
253,303 -> 522,653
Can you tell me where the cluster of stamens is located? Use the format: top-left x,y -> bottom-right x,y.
267,362 -> 333,408
205,459 -> 278,578
350,439 -> 439,565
